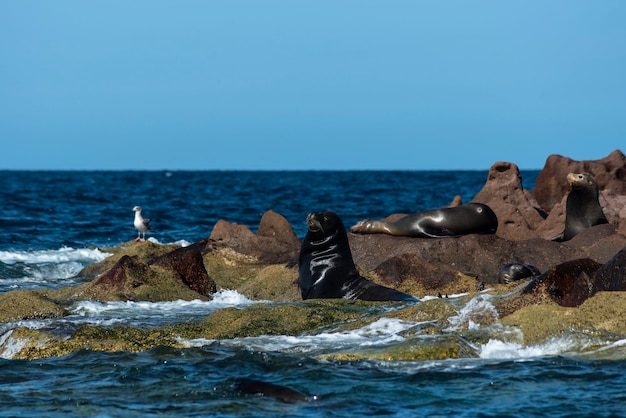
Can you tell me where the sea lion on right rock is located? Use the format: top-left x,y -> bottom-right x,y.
350,203 -> 498,238
555,173 -> 608,242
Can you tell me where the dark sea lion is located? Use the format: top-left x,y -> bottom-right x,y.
498,263 -> 541,284
350,203 -> 498,238
233,378 -> 313,403
555,173 -> 608,242
299,211 -> 418,302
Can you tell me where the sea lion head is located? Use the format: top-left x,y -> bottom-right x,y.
567,172 -> 598,193
306,211 -> 344,240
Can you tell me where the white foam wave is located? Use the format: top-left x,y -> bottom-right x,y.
420,292 -> 469,301
69,290 -> 263,325
145,237 -> 191,247
180,317 -> 416,353
446,294 -> 499,331
0,247 -> 111,265
0,330 -> 27,359
479,334 -> 599,359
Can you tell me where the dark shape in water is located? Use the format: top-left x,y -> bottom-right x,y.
233,378 -> 313,403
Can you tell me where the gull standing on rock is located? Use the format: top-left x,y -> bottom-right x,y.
133,206 -> 152,241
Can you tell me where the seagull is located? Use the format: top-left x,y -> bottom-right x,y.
132,206 -> 152,241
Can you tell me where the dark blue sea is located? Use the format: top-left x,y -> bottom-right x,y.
1,170 -> 625,417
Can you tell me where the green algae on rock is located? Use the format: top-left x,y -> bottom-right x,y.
500,291 -> 626,345
77,240 -> 180,280
0,290 -> 68,322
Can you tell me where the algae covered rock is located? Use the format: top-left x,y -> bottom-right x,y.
0,290 -> 68,322
500,291 -> 626,345
77,240 -> 180,280
74,254 -> 211,302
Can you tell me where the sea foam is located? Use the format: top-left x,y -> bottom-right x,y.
180,317 -> 417,353
0,247 -> 111,265
479,333 -> 601,359
68,290 -> 264,327
446,294 -> 499,331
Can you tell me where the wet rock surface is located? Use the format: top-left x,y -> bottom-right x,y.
1,151 -> 625,360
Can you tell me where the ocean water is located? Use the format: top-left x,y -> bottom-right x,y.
1,170 -> 625,417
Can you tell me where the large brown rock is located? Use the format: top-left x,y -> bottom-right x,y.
471,161 -> 546,241
469,154 -> 626,241
79,254 -> 211,302
150,239 -> 217,297
516,245 -> 626,309
521,258 -> 603,307
209,210 -> 300,263
532,149 -> 626,211
593,246 -> 626,292
347,223 -> 626,294
350,233 -> 572,287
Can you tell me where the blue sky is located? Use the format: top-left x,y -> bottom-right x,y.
1,1 -> 625,170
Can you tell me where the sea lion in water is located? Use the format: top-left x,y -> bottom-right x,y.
350,203 -> 498,238
555,173 -> 608,242
498,263 -> 541,284
299,211 -> 418,302
233,378 -> 314,403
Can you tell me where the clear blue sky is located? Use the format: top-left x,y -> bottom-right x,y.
1,1 -> 624,170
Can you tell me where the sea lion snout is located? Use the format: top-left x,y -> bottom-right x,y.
307,213 -> 323,233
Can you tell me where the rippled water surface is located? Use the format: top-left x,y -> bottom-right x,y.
1,170 -> 625,417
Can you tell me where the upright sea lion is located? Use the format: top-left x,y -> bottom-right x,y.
299,211 -> 418,302
350,203 -> 498,238
556,173 -> 608,242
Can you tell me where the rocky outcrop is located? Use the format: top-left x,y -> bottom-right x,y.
1,153 -> 625,360
209,209 -> 300,264
349,226 -> 625,290
150,238 -> 216,296
76,246 -> 215,302
471,161 -> 546,241
532,150 -> 626,211
521,258 -> 604,307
